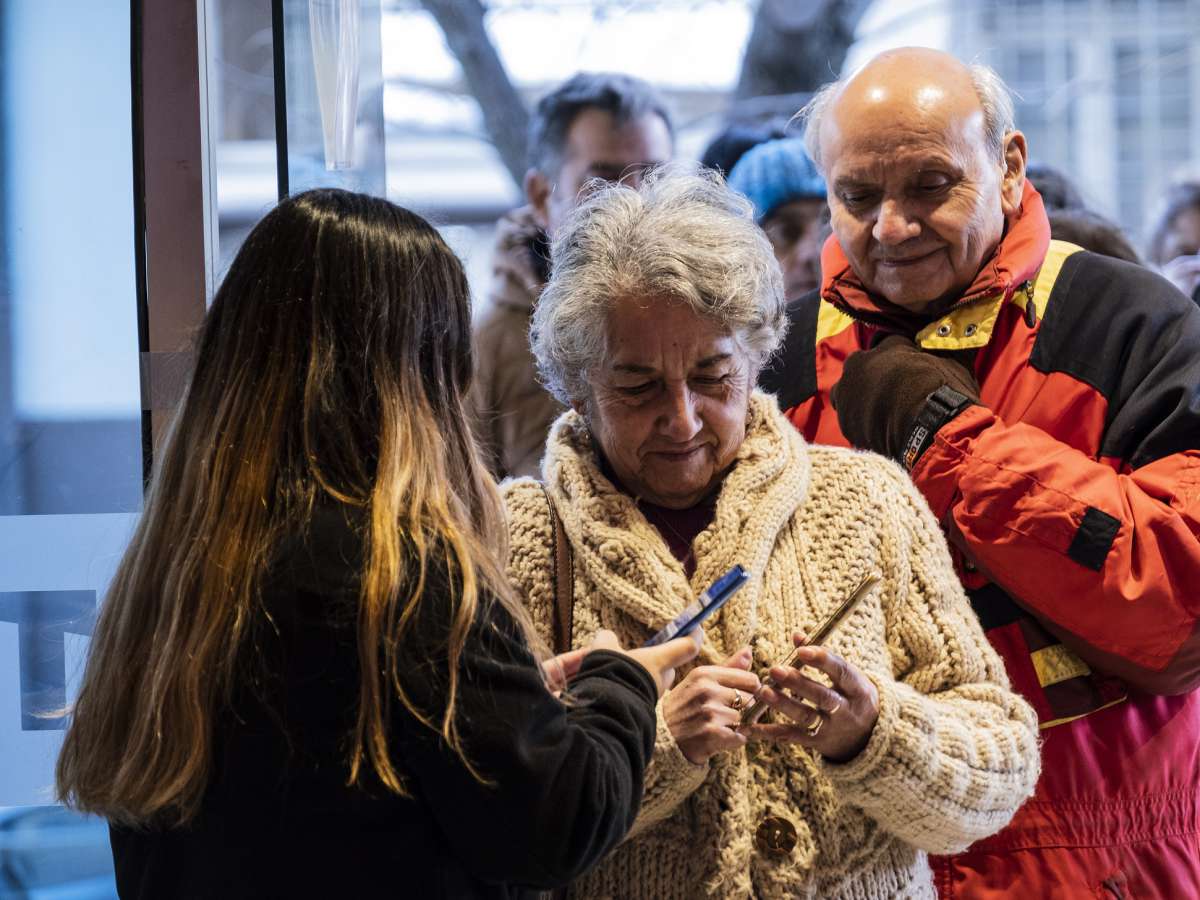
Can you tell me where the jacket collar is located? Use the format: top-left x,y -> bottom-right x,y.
819,181 -> 1051,341
488,266 -> 539,313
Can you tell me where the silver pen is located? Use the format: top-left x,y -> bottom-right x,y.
740,574 -> 880,726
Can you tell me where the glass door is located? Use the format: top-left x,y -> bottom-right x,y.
0,1 -> 141,895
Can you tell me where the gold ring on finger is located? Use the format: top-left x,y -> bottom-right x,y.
731,689 -> 745,711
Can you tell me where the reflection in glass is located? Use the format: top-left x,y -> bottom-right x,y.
310,0 -> 361,171
283,0 -> 385,196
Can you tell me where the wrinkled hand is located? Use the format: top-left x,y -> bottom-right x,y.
663,647 -> 760,765
492,204 -> 547,295
1162,253 -> 1200,304
831,335 -> 980,459
742,632 -> 879,763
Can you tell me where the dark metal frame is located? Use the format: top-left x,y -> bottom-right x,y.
131,0 -> 292,480
272,0 -> 290,199
130,0 -> 151,485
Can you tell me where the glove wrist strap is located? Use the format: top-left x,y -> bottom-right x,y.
900,385 -> 974,471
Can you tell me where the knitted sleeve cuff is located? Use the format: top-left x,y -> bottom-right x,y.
650,698 -> 709,787
815,672 -> 899,789
815,670 -> 1039,854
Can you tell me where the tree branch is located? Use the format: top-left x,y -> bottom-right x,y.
419,0 -> 529,188
734,0 -> 872,105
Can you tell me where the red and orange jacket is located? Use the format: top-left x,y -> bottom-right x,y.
762,183 -> 1200,897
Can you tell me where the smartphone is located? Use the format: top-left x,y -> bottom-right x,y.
642,565 -> 750,647
739,574 -> 880,726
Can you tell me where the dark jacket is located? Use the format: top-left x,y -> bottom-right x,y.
762,182 -> 1200,896
109,505 -> 658,899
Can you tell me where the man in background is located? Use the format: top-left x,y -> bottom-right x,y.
471,73 -> 674,479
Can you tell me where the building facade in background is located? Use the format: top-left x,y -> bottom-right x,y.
950,0 -> 1199,242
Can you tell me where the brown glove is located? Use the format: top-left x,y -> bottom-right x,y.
831,335 -> 981,461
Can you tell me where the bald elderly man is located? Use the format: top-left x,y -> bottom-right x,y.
762,48 -> 1200,896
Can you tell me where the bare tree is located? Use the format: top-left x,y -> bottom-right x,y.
733,0 -> 872,115
421,0 -> 871,187
419,0 -> 530,186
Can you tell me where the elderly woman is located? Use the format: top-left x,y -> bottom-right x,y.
502,167 -> 1040,899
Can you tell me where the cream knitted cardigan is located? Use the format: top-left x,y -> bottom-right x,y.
502,393 -> 1040,900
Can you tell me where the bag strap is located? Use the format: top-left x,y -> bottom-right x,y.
540,484 -> 576,900
541,483 -> 575,654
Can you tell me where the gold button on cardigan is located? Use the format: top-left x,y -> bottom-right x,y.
756,816 -> 799,858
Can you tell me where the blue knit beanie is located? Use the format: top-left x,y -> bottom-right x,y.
727,137 -> 826,222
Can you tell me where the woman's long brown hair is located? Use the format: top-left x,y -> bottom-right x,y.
56,189 -> 537,826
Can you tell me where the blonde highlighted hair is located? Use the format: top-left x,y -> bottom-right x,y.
56,189 -> 539,826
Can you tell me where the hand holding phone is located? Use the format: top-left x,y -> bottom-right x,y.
620,632 -> 705,697
643,565 -> 750,647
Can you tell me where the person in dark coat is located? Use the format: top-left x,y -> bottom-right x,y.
55,189 -> 699,899
698,120 -> 785,177
1024,161 -> 1085,211
1046,207 -> 1141,263
1023,163 -> 1143,264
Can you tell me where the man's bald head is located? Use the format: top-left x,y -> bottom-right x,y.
799,49 -> 1028,313
803,48 -> 1015,175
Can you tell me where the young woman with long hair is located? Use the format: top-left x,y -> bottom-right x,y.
56,189 -> 698,899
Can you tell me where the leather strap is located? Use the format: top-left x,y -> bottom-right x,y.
540,484 -> 575,900
900,384 -> 975,471
541,484 -> 575,654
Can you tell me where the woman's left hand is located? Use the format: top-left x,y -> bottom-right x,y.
742,631 -> 879,762
542,647 -> 591,697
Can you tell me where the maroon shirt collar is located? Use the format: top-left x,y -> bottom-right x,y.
599,454 -> 716,579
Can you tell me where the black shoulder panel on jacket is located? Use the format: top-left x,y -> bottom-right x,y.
1030,251 -> 1200,467
759,288 -> 821,411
